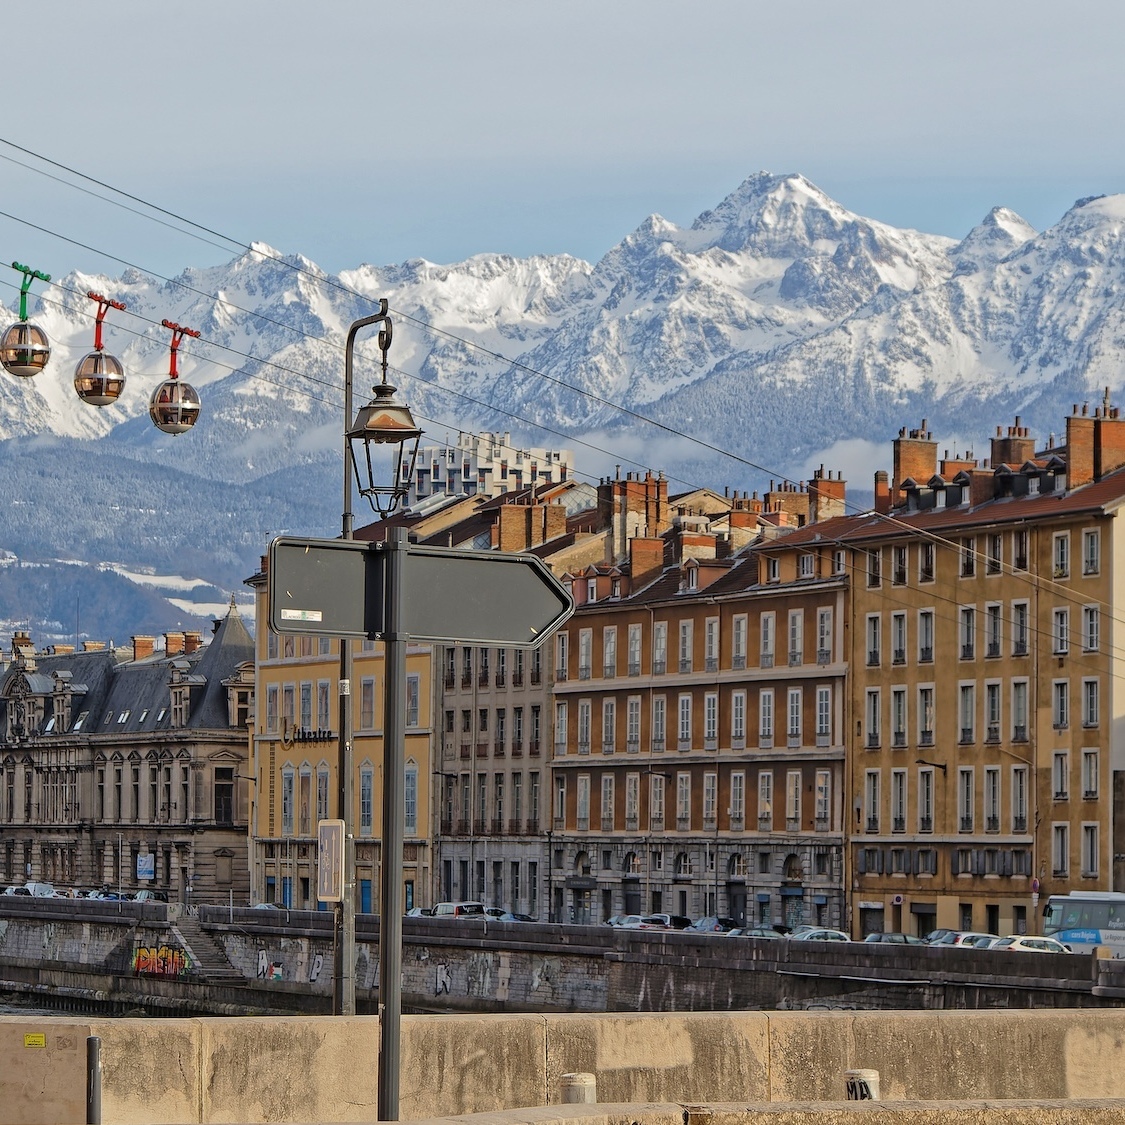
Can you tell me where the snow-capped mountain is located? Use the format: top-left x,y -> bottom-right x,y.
4,170 -> 1125,634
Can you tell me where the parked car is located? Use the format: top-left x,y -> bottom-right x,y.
691,916 -> 738,933
3,885 -> 31,896
645,913 -> 694,930
790,928 -> 850,942
251,901 -> 281,910
133,889 -> 168,903
991,935 -> 1072,954
405,906 -> 432,917
863,932 -> 927,945
727,926 -> 783,939
930,930 -> 998,948
497,912 -> 535,922
924,928 -> 957,944
614,915 -> 649,929
431,901 -> 486,918
483,906 -> 506,919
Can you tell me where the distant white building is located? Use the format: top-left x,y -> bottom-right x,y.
405,431 -> 574,508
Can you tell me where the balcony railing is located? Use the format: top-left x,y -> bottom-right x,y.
893,816 -> 905,833
529,740 -> 541,757
867,650 -> 880,666
478,671 -> 490,687
651,738 -> 666,753
511,741 -> 523,758
733,654 -> 746,670
961,644 -> 974,659
1013,815 -> 1027,833
816,732 -> 830,747
960,816 -> 973,832
986,816 -> 1000,832
679,659 -> 693,673
788,651 -> 802,667
601,740 -> 615,755
893,731 -> 906,747
577,741 -> 590,755
960,727 -> 974,743
919,730 -> 934,746
578,664 -> 591,680
513,672 -> 523,687
460,743 -> 471,759
919,646 -> 933,663
493,740 -> 505,757
817,648 -> 831,666
759,652 -> 774,669
461,673 -> 473,688
759,735 -> 773,749
444,672 -> 456,689
920,816 -> 933,833
893,648 -> 905,665
626,739 -> 640,754
866,732 -> 880,748
490,818 -> 504,835
628,662 -> 641,677
507,818 -> 523,835
987,642 -> 1001,658
604,663 -> 616,679
554,667 -> 567,682
495,672 -> 506,688
653,659 -> 666,675
866,816 -> 879,833
1013,725 -> 1028,742
787,733 -> 801,748
986,724 -> 1000,743
758,815 -> 772,832
1013,642 -> 1028,656
530,669 -> 542,685
601,817 -> 614,833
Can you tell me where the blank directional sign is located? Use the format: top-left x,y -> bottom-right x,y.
401,544 -> 573,645
268,535 -> 573,646
268,536 -> 381,638
317,819 -> 345,902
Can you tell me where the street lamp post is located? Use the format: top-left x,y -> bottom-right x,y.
337,302 -> 421,1119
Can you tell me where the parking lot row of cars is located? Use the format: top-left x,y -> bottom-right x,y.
3,883 -> 168,902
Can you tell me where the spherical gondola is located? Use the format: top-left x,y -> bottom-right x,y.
74,350 -> 126,405
149,377 -> 201,435
0,321 -> 50,377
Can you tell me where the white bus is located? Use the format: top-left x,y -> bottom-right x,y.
1042,891 -> 1125,956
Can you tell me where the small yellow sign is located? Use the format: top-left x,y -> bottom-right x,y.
23,1033 -> 46,1049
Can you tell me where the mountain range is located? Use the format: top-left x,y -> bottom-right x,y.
3,171 -> 1124,642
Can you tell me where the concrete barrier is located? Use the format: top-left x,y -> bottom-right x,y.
1,1010 -> 1124,1124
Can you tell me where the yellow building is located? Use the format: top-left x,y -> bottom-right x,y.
246,561 -> 435,911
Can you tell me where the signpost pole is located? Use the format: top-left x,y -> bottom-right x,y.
378,527 -> 408,1121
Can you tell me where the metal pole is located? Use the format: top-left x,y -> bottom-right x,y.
85,1036 -> 101,1125
378,526 -> 408,1120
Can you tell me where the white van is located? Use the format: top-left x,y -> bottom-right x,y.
431,901 -> 485,918
23,882 -> 56,897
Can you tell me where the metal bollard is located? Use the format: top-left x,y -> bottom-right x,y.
86,1036 -> 102,1125
844,1069 -> 880,1101
560,1072 -> 597,1104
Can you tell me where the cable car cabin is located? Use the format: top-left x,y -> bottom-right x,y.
74,350 -> 125,405
0,321 -> 50,377
149,378 -> 201,434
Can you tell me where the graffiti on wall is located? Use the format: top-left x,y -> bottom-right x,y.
257,950 -> 284,980
133,944 -> 190,977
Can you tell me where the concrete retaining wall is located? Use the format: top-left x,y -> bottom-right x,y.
3,1009 -> 1125,1124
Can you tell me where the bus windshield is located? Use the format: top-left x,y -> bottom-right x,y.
1043,895 -> 1125,938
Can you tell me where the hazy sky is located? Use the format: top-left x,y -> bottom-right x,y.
4,0 -> 1125,279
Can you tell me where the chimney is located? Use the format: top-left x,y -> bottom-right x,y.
183,631 -> 204,655
808,466 -> 846,522
968,466 -> 996,507
1067,406 -> 1095,488
940,449 -> 978,477
132,635 -> 156,661
874,471 -> 891,514
1094,390 -> 1125,479
892,420 -> 937,504
81,641 -> 106,652
629,537 -> 665,591
164,631 -> 185,657
990,417 -> 1036,469
49,644 -> 75,655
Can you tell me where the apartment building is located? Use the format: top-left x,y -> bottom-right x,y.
830,409 -> 1125,937
550,471 -> 850,928
246,566 -> 435,911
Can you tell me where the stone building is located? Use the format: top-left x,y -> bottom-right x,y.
0,602 -> 254,901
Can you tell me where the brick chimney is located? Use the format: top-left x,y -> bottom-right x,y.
1093,392 -> 1125,479
629,537 -> 665,591
874,471 -> 891,514
132,635 -> 156,661
893,421 -> 938,503
183,631 -> 204,654
164,632 -> 185,657
49,644 -> 75,655
1067,404 -> 1095,488
808,466 -> 846,522
764,480 -> 809,526
81,641 -> 105,652
599,470 -> 670,562
968,466 -> 996,507
939,450 -> 978,477
990,417 -> 1036,468
493,499 -> 568,552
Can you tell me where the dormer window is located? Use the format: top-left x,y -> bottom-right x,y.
687,569 -> 698,590
1029,475 -> 1040,495
117,710 -> 130,724
138,709 -> 149,724
767,557 -> 780,583
73,711 -> 87,731
587,578 -> 597,603
611,578 -> 621,599
799,554 -> 814,579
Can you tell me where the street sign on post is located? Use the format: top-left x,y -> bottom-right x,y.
317,819 -> 345,902
268,535 -> 573,646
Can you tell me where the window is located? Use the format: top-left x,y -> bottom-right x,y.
918,610 -> 934,662
920,542 -> 935,582
1083,529 -> 1100,575
1053,681 -> 1069,729
359,677 -> 375,730
985,603 -> 1002,657
732,615 -> 747,669
918,686 -> 934,745
577,700 -> 591,754
918,768 -> 934,833
759,613 -> 775,667
866,614 -> 881,666
959,684 -> 975,743
1012,601 -> 1029,655
788,611 -> 803,665
891,613 -> 906,664
766,556 -> 780,582
864,770 -> 880,832
576,775 -> 590,828
1083,679 -> 1100,727
984,768 -> 1000,831
1083,606 -> 1100,651
603,627 -> 617,678
704,772 -> 718,822
759,689 -> 774,745
985,682 -> 1001,741
556,633 -> 569,680
300,682 -> 313,730
891,688 -> 906,747
601,775 -> 615,829
1053,533 -> 1070,579
317,767 -> 330,821
799,552 -> 815,579
676,773 -> 691,822
893,544 -> 907,585
1082,824 -> 1099,877
1053,823 -> 1069,876
758,771 -> 773,829
650,773 -> 665,825
986,533 -> 1002,574
653,621 -> 667,674
816,686 -> 831,744
865,689 -> 880,748
554,774 -> 566,824
731,690 -> 746,745
834,548 -> 848,575
678,621 -> 693,673
652,696 -> 666,751
959,606 -> 975,659
1012,680 -> 1028,741
677,694 -> 692,749
625,773 -> 639,824
704,691 -> 718,748
705,618 -> 719,671
628,624 -> 642,676
281,769 -> 294,835
404,763 -> 417,835
787,688 -> 802,746
866,549 -> 881,587
1012,767 -> 1028,831
958,768 -> 974,832
627,697 -> 641,752
960,537 -> 976,578
555,702 -> 568,754
601,699 -> 616,753
360,767 -> 373,836
786,770 -> 801,826
891,769 -> 906,832
406,674 -> 420,727
731,771 -> 745,820
817,608 -> 832,664
578,629 -> 592,679
265,685 -> 279,733
1083,749 -> 1099,798
815,770 -> 830,824
1053,608 -> 1069,654
1053,752 -> 1069,799
317,680 -> 331,730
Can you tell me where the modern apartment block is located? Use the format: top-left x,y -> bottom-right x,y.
405,430 -> 574,509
